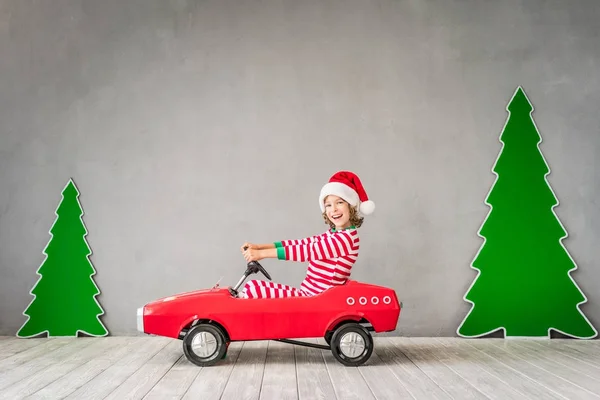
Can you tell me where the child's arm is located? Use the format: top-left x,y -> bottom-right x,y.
277,233 -> 326,247
278,231 -> 358,262
241,233 -> 328,262
241,242 -> 275,251
241,233 -> 325,257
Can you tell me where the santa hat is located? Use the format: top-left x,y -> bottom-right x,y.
319,171 -> 375,216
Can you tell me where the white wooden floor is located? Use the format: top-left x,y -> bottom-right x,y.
0,335 -> 599,399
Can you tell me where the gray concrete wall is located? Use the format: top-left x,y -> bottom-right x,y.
1,0 -> 599,337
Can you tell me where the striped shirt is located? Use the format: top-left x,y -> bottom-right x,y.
275,227 -> 360,296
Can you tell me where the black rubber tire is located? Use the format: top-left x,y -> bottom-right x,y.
324,331 -> 333,345
330,322 -> 374,367
182,323 -> 228,367
221,341 -> 230,359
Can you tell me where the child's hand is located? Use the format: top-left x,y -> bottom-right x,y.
241,242 -> 259,252
242,248 -> 262,263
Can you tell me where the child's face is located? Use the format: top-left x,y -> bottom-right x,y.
323,195 -> 351,229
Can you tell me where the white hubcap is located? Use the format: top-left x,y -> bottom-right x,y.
191,331 -> 218,358
339,332 -> 366,358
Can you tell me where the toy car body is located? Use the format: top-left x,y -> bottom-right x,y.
137,262 -> 402,366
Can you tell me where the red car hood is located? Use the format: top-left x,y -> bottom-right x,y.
149,287 -> 226,306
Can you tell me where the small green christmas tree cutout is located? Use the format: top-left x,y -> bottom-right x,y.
17,179 -> 108,338
457,86 -> 597,339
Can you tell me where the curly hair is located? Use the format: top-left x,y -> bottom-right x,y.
322,202 -> 364,229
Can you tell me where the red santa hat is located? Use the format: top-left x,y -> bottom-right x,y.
319,171 -> 375,216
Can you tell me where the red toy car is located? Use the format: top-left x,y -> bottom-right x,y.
137,261 -> 402,367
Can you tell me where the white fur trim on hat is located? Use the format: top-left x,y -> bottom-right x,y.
319,182 -> 359,213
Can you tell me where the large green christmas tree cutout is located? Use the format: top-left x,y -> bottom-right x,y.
457,86 -> 597,339
17,179 -> 108,338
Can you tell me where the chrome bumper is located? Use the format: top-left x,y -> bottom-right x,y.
137,307 -> 145,333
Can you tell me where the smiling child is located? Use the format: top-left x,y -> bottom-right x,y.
239,171 -> 375,299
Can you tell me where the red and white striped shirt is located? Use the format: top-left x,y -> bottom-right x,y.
275,227 -> 360,296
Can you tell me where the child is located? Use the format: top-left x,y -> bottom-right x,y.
239,171 -> 375,299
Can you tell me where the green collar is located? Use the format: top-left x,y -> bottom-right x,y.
331,225 -> 355,232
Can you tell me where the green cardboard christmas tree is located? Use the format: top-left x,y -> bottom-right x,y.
457,86 -> 597,339
17,179 -> 108,338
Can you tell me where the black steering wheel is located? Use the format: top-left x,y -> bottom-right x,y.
242,246 -> 272,280
246,261 -> 272,281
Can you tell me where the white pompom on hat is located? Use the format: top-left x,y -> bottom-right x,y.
319,171 -> 375,216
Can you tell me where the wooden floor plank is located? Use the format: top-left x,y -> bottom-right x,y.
0,337 -> 119,399
418,338 -> 527,400
101,340 -> 183,400
467,339 -> 600,399
294,339 -> 337,400
524,339 -> 600,369
487,339 -> 600,396
181,341 -> 243,399
0,336 -> 598,399
359,339 -> 415,400
219,340 -> 269,400
560,340 -> 600,359
553,340 -> 600,366
562,339 -> 600,352
141,353 -> 203,400
259,340 -> 298,400
565,341 -> 600,358
0,336 -> 48,359
435,338 -> 567,400
25,337 -> 139,399
318,338 -> 376,400
0,338 -> 71,373
401,338 -> 489,400
63,336 -> 171,400
0,337 -> 46,358
511,340 -> 600,381
376,338 -> 451,399
0,338 -> 88,391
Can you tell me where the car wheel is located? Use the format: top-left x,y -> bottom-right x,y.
182,323 -> 228,367
330,322 -> 373,367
